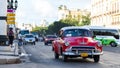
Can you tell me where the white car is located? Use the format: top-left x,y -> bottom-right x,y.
23,34 -> 36,45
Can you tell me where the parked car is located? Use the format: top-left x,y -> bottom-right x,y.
44,35 -> 57,45
52,26 -> 103,62
23,34 -> 36,45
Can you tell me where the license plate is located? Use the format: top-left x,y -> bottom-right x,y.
81,53 -> 88,57
29,40 -> 32,42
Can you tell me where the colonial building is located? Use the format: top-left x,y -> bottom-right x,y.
58,5 -> 90,22
91,0 -> 120,28
18,23 -> 35,31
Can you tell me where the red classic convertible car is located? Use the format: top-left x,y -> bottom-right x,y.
52,26 -> 103,62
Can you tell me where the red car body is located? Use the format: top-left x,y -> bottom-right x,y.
52,27 -> 103,62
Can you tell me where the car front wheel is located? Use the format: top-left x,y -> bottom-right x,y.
62,55 -> 68,62
93,55 -> 100,63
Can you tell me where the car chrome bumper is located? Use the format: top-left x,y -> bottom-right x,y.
63,51 -> 103,56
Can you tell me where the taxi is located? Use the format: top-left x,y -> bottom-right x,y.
52,26 -> 103,62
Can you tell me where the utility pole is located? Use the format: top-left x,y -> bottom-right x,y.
7,0 -> 18,38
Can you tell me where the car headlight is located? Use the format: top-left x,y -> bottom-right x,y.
65,41 -> 70,46
45,39 -> 48,41
33,39 -> 36,41
97,41 -> 102,47
24,39 -> 27,41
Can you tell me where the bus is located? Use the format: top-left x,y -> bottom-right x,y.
82,26 -> 120,47
18,29 -> 29,39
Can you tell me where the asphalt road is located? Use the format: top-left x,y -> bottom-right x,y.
0,41 -> 120,68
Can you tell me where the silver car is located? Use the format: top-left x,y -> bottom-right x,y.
23,34 -> 36,45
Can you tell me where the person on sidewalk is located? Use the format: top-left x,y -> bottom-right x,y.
7,28 -> 14,46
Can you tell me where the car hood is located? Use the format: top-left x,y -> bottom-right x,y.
64,37 -> 97,46
24,38 -> 35,40
47,38 -> 57,40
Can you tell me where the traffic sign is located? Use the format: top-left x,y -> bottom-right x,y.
7,13 -> 16,24
7,9 -> 14,12
7,17 -> 15,20
7,20 -> 15,24
7,13 -> 15,16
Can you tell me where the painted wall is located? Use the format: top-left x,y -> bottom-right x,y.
0,0 -> 7,35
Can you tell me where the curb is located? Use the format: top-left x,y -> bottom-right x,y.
19,46 -> 31,63
0,40 -> 20,64
0,56 -> 21,64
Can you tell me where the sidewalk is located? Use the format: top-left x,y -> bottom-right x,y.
0,40 -> 21,64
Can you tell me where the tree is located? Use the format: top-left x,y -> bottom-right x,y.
60,17 -> 79,26
32,26 -> 41,32
32,26 -> 47,35
80,14 -> 91,26
47,20 -> 74,35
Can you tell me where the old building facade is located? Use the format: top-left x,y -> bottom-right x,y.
58,5 -> 90,23
91,0 -> 120,28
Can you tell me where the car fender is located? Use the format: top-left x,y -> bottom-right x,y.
53,41 -> 59,53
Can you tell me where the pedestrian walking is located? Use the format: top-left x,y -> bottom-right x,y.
7,28 -> 14,46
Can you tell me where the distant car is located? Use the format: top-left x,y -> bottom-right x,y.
23,34 -> 36,45
44,35 -> 57,45
39,35 -> 44,41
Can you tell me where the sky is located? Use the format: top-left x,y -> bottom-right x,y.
16,0 -> 91,25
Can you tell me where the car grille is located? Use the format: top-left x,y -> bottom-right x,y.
71,46 -> 95,53
47,40 -> 54,43
29,39 -> 32,41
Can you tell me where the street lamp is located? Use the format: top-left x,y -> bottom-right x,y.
7,0 -> 11,9
7,0 -> 18,10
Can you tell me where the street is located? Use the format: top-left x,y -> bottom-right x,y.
0,41 -> 120,68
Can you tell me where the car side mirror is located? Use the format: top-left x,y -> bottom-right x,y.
59,35 -> 62,37
92,35 -> 96,38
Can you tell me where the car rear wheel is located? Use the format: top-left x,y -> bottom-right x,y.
110,42 -> 117,47
33,42 -> 35,45
54,52 -> 59,59
45,43 -> 48,45
93,55 -> 100,63
23,43 -> 27,45
52,47 -> 54,51
62,55 -> 68,62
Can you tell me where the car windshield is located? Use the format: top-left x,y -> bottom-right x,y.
31,32 -> 38,35
19,30 -> 29,35
46,35 -> 57,38
25,35 -> 34,38
63,29 -> 92,37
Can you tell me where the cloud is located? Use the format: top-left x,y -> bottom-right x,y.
32,0 -> 54,17
16,0 -> 91,25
